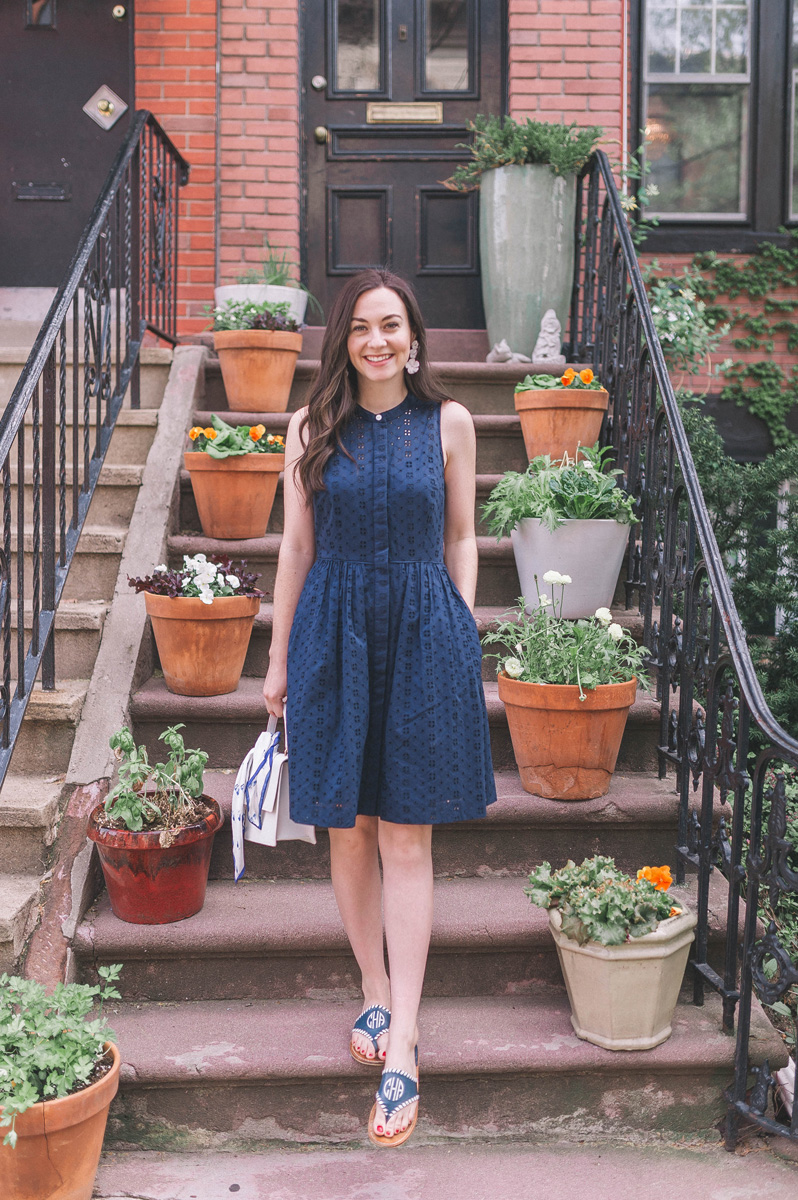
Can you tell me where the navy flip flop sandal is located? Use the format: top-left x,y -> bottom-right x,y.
368,1047 -> 419,1147
349,1003 -> 390,1066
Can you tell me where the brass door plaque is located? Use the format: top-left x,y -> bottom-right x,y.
366,102 -> 443,124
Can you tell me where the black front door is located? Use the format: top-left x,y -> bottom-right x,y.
0,1 -> 133,287
302,1 -> 504,327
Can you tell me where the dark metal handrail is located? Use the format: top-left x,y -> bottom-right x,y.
0,111 -> 188,787
569,150 -> 798,1147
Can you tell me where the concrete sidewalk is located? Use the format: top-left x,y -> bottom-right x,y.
95,1141 -> 796,1200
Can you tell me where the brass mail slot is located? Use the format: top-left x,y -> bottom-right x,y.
366,102 -> 443,124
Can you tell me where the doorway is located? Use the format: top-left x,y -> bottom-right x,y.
302,1 -> 505,328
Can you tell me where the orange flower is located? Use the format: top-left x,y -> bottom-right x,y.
561,373 -> 574,387
637,865 -> 673,893
562,367 -> 576,382
188,427 -> 204,441
249,424 -> 266,441
579,368 -> 594,385
669,906 -> 683,918
203,427 -> 217,440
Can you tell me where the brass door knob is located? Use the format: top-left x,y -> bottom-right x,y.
314,126 -> 328,144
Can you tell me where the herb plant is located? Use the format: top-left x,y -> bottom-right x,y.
208,298 -> 300,333
128,553 -> 262,605
484,577 -> 649,699
188,414 -> 285,458
0,965 -> 121,1148
444,114 -> 603,191
104,724 -> 208,833
515,368 -> 604,393
525,855 -> 681,946
482,445 -> 636,539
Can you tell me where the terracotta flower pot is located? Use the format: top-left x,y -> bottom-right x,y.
0,1042 -> 119,1200
144,592 -> 259,697
497,672 -> 637,800
184,452 -> 285,539
549,906 -> 697,1050
214,329 -> 302,412
510,517 -> 629,618
513,387 -> 609,461
87,799 -> 223,924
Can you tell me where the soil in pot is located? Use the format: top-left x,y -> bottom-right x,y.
184,452 -> 284,539
514,388 -> 609,461
510,518 -> 629,619
0,1042 -> 120,1200
214,329 -> 302,412
144,592 -> 259,696
497,673 -> 637,800
88,799 -> 223,924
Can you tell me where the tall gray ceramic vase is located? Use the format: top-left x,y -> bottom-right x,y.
479,164 -> 576,357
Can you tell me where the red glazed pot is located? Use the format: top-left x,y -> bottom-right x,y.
87,798 -> 223,924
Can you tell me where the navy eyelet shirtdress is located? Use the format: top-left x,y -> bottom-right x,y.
285,393 -> 497,828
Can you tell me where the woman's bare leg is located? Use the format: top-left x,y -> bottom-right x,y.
328,815 -> 391,1061
374,820 -> 433,1137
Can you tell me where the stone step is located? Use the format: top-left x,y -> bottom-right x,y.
204,769 -> 679,882
0,774 -> 62,874
10,679 -> 87,774
99,989 -> 784,1149
10,464 -> 143,527
0,345 -> 172,411
129,676 -> 660,776
0,872 -> 41,972
14,407 -> 159,465
9,599 -> 108,679
165,534 -> 519,608
12,526 -> 125,602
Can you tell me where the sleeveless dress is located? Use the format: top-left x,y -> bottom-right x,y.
285,393 -> 496,828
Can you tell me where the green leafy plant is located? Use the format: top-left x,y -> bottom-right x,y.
645,262 -> 731,381
484,577 -> 649,699
525,856 -> 679,946
444,114 -> 603,191
103,724 -> 209,833
482,445 -> 636,539
515,367 -> 604,393
187,414 -> 285,457
207,298 -> 300,333
0,965 -> 121,1148
235,245 -> 323,318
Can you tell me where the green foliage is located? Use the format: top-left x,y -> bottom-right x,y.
483,581 -> 649,698
189,414 -> 285,458
515,370 -> 604,392
444,114 -> 603,191
482,445 -> 636,539
644,262 -> 731,378
104,724 -> 208,833
719,362 -> 798,449
0,965 -> 121,1148
236,243 -> 296,288
525,856 -> 675,946
207,298 -> 300,333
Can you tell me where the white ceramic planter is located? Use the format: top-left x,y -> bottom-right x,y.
214,284 -> 308,325
549,905 -> 697,1051
510,517 -> 629,618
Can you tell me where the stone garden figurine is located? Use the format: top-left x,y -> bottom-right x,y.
532,308 -> 565,367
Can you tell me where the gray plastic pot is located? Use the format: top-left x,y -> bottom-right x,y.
510,517 -> 629,618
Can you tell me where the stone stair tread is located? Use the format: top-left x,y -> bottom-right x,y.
106,989 -> 781,1085
11,464 -> 143,486
18,407 -> 159,427
0,874 -> 41,941
25,679 -> 88,722
11,598 -> 108,630
167,533 -> 511,559
12,526 -> 126,553
190,413 -> 524,433
0,774 -> 62,826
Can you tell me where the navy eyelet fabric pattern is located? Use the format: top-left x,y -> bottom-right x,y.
286,393 -> 497,828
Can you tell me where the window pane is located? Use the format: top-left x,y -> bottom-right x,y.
715,7 -> 748,74
680,7 -> 712,73
26,0 -> 55,26
646,84 -> 747,214
647,6 -> 677,73
335,0 -> 381,91
425,0 -> 470,91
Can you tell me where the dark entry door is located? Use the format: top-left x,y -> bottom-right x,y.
302,1 -> 504,327
0,1 -> 133,287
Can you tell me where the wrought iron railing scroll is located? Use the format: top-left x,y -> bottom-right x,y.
568,150 -> 798,1149
0,111 -> 188,786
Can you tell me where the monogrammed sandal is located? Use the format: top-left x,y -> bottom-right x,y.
349,1003 -> 390,1066
368,1047 -> 419,1147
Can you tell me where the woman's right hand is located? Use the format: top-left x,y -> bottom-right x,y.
263,661 -> 287,719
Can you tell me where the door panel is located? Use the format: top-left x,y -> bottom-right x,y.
0,0 -> 132,287
303,0 -> 504,327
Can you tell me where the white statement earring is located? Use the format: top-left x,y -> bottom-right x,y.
405,339 -> 420,375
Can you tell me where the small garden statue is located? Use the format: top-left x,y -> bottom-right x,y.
532,308 -> 565,367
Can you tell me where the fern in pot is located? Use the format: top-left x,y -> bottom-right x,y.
482,444 -> 635,619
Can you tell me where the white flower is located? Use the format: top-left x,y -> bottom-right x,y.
647,183 -> 660,197
608,623 -> 624,641
194,568 -> 217,588
542,570 -> 561,585
504,657 -> 524,679
190,553 -> 207,565
582,459 -> 596,470
515,643 -> 523,656
154,564 -> 167,573
199,588 -> 214,606
651,305 -> 660,314
560,574 -> 572,585
537,593 -> 551,608
226,574 -> 240,589
594,607 -> 613,626
668,312 -> 678,322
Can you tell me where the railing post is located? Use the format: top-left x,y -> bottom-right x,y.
130,138 -> 142,410
41,346 -> 56,690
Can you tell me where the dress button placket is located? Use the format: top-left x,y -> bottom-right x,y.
371,416 -> 390,786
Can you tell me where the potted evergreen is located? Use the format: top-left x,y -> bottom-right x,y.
513,369 -> 609,461
526,856 -> 697,1050
445,115 -> 603,355
211,298 -> 302,412
0,966 -> 121,1199
129,554 -> 263,696
87,725 -> 222,925
185,414 -> 286,539
485,577 -> 648,800
214,242 -> 319,325
482,445 -> 635,619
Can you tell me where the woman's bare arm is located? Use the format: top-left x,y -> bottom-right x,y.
262,408 -> 315,717
440,400 -> 478,612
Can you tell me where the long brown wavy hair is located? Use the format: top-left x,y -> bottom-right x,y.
297,269 -> 451,496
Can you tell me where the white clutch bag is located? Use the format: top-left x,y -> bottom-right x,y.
232,715 -> 316,881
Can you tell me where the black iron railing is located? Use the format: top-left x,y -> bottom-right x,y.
568,150 -> 798,1148
0,111 -> 188,787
